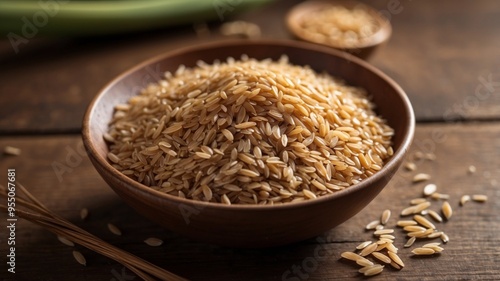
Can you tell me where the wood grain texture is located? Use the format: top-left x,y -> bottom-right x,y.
0,123 -> 498,280
1,0 -> 500,133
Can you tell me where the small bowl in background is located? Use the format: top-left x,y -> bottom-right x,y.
286,0 -> 392,59
82,40 -> 413,248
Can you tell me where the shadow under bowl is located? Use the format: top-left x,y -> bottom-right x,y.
82,39 -> 414,248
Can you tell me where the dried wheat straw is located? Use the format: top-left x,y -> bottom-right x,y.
106,56 -> 394,205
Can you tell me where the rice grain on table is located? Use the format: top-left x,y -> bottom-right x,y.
356,241 -> 373,250
3,146 -> 21,156
144,237 -> 164,247
442,201 -> 452,220
80,208 -> 89,220
472,194 -> 488,202
72,250 -> 87,266
427,210 -> 443,222
413,173 -> 431,183
381,209 -> 391,225
404,236 -> 416,248
57,235 -> 75,247
107,223 -> 122,236
411,247 -> 435,255
106,56 -> 394,205
423,183 -> 437,196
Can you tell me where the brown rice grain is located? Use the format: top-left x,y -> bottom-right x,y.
403,225 -> 426,232
341,251 -> 363,262
404,162 -> 416,171
80,208 -> 89,220
57,235 -> 75,247
356,241 -> 373,250
413,173 -> 431,183
460,195 -> 471,206
410,198 -> 427,205
428,210 -> 443,222
440,232 -> 450,243
107,223 -> 122,236
397,220 -> 418,227
371,252 -> 392,264
413,201 -> 431,214
414,214 -> 436,229
381,209 -> 391,225
356,258 -> 374,267
388,251 -> 405,267
360,243 -> 377,257
472,194 -> 488,202
72,250 -> 87,266
365,220 -> 380,230
442,201 -> 452,220
404,236 -> 416,248
363,264 -> 384,276
3,146 -> 21,156
144,237 -> 164,247
400,206 -> 416,216
423,183 -> 437,196
411,247 -> 436,255
374,229 -> 394,235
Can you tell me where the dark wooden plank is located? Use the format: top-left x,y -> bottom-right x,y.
1,0 -> 500,134
369,0 -> 500,122
0,123 -> 499,280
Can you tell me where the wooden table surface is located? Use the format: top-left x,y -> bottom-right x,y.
1,1 -> 499,280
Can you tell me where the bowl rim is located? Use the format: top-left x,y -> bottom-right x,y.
286,0 -> 392,50
82,38 -> 414,211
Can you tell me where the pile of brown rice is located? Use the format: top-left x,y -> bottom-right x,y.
105,56 -> 394,205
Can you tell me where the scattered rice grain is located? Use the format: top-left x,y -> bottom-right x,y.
413,173 -> 431,183
472,194 -> 488,202
441,201 -> 452,220
72,250 -> 87,266
107,223 -> 122,236
3,146 -> 21,156
144,237 -> 164,247
57,235 -> 74,247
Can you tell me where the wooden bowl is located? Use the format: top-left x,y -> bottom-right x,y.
286,0 -> 392,59
82,39 -> 414,247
